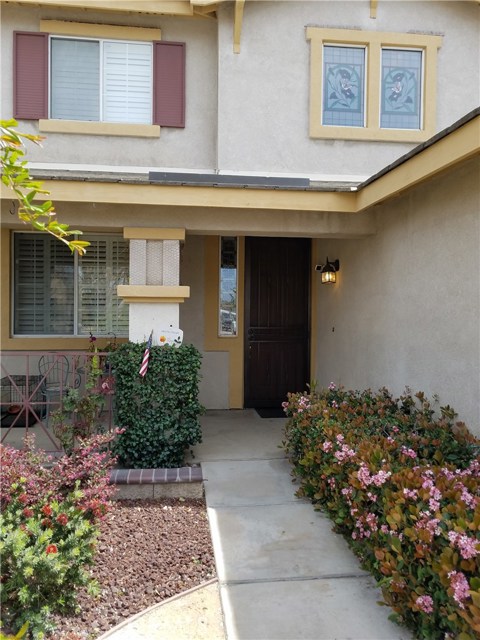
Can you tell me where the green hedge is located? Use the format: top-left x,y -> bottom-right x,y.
109,342 -> 204,468
282,386 -> 480,639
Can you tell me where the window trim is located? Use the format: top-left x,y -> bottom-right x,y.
306,27 -> 442,142
41,19 -> 162,138
11,231 -> 129,339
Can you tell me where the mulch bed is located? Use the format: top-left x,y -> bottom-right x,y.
48,498 -> 216,640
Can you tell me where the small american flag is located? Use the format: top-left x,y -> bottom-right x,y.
139,331 -> 153,377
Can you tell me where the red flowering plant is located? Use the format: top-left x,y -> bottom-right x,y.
0,432 -> 119,638
283,385 -> 480,639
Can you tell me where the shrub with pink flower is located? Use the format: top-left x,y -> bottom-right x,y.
283,384 -> 480,639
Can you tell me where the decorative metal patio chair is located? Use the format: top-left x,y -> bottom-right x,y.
38,354 -> 71,426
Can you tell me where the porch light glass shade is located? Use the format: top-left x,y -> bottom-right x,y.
317,257 -> 340,284
321,269 -> 337,284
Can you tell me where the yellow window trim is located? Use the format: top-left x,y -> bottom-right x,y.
204,236 -> 244,409
39,120 -> 160,138
39,21 -> 162,137
40,20 -> 161,41
124,228 -> 186,241
306,27 -> 442,142
117,285 -> 190,304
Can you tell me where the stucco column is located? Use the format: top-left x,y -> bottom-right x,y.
117,228 -> 190,344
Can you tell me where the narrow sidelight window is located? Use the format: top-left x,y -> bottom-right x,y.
219,237 -> 238,337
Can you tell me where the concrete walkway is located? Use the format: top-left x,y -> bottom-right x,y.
197,410 -> 411,640
102,409 -> 412,640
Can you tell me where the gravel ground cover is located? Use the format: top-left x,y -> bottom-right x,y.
48,498 -> 216,640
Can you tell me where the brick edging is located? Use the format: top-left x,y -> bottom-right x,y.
109,465 -> 203,485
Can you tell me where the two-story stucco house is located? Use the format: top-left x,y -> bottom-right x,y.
1,0 -> 479,435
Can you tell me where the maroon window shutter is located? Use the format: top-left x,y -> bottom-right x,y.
14,32 -> 48,120
153,41 -> 185,128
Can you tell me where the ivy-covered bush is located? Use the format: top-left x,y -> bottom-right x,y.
0,433 -> 117,639
109,342 -> 204,468
282,386 -> 480,639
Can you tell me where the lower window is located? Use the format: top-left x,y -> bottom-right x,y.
13,233 -> 129,336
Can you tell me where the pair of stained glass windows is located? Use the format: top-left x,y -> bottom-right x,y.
323,45 -> 423,130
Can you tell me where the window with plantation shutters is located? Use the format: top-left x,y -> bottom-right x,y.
13,233 -> 129,337
14,234 -> 74,335
78,238 -> 129,336
14,32 -> 185,127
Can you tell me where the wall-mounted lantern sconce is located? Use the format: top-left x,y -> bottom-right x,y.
315,257 -> 340,284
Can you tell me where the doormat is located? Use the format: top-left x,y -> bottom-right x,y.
255,407 -> 286,419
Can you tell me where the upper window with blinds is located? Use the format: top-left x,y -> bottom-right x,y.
50,37 -> 153,124
13,233 -> 129,337
13,31 -> 186,128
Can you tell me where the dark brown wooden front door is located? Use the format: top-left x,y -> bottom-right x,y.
244,237 -> 310,408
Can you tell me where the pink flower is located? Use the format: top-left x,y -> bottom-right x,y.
415,595 -> 434,613
366,512 -> 378,531
334,444 -> 356,462
448,531 -> 479,559
400,446 -> 417,459
371,470 -> 391,487
328,382 -> 336,391
322,441 -> 333,452
403,488 -> 418,499
448,571 -> 471,609
357,464 -> 372,488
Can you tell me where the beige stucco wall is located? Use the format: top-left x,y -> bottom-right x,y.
313,156 -> 480,435
0,3 -> 218,171
2,1 -> 478,181
217,0 -> 479,179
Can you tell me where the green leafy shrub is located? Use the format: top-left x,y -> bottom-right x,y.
109,342 -> 204,468
282,386 -> 480,639
0,433 -> 117,638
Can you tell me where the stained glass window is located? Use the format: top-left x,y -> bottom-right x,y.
381,48 -> 423,130
322,45 -> 365,127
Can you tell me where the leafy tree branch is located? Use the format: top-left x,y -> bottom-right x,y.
1,119 -> 89,255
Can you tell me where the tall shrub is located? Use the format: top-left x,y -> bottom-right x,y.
110,342 -> 204,468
